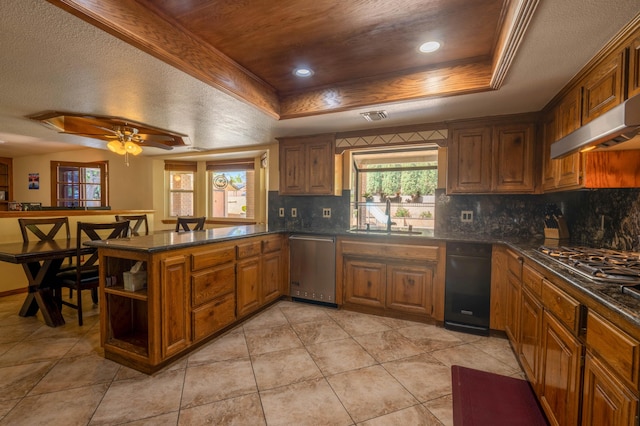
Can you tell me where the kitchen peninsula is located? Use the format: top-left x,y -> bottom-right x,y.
87,225 -> 286,373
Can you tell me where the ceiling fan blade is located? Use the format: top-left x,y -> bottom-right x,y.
137,133 -> 175,142
95,126 -> 118,135
136,139 -> 174,150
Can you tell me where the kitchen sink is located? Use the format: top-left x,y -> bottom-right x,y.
347,228 -> 424,236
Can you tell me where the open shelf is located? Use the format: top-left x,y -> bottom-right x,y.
104,285 -> 148,301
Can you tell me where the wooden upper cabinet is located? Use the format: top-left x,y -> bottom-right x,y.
629,34 -> 640,99
581,50 -> 625,125
447,120 -> 537,194
278,133 -> 340,196
492,123 -> 536,193
541,112 -> 557,191
447,126 -> 492,193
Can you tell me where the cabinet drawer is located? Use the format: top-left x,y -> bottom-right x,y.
237,241 -> 262,259
191,264 -> 235,307
262,236 -> 282,254
587,310 -> 640,388
507,249 -> 522,279
522,263 -> 543,297
191,245 -> 235,271
542,279 -> 580,332
341,240 -> 439,262
191,292 -> 236,341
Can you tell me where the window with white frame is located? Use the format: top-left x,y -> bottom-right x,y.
206,159 -> 255,220
165,161 -> 196,217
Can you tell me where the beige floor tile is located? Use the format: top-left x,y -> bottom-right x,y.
423,395 -> 453,426
358,404 -> 443,426
29,354 -> 120,395
0,398 -> 20,420
353,330 -> 424,362
244,324 -> 303,356
0,342 -> 16,358
261,377 -> 352,426
327,311 -> 391,336
125,411 -> 180,425
383,353 -> 451,402
90,369 -> 185,424
188,331 -> 249,366
178,393 -> 265,425
252,347 -> 323,390
2,383 -> 108,426
64,329 -> 103,358
0,361 -> 53,401
469,336 -> 520,370
279,303 -> 333,324
378,316 -> 422,329
0,321 -> 43,344
242,307 -> 289,331
0,337 -> 78,367
306,338 -> 377,376
291,319 -> 350,345
431,344 -> 517,376
396,325 -> 466,352
327,365 -> 419,423
181,358 -> 256,409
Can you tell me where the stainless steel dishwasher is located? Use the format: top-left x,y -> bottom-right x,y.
289,235 -> 336,307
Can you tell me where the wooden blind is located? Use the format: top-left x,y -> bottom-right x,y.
164,160 -> 197,172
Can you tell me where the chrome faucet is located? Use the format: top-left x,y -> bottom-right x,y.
385,198 -> 396,232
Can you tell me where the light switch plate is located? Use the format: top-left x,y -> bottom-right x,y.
291,208 -> 297,218
322,208 -> 331,218
278,207 -> 285,217
461,210 -> 473,222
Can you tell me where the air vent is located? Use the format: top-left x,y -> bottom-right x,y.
360,111 -> 388,122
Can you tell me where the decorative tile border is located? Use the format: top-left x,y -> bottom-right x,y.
336,129 -> 448,150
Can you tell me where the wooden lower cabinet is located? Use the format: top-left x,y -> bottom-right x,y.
343,258 -> 386,308
386,263 -> 433,316
519,286 -> 543,393
505,272 -> 521,345
340,238 -> 442,321
582,352 -> 638,426
539,310 -> 583,426
100,234 -> 285,374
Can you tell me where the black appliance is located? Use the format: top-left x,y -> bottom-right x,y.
444,242 -> 492,335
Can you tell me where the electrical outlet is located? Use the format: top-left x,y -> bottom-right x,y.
461,210 -> 473,223
291,207 -> 297,218
322,208 -> 331,218
278,207 -> 285,217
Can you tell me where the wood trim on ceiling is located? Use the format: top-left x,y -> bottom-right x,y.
47,0 -> 539,120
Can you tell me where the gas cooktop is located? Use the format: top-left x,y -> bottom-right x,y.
538,245 -> 640,286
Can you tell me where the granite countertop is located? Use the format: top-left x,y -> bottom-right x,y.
85,224 -> 275,253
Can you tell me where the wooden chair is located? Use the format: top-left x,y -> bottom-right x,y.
175,216 -> 205,232
115,214 -> 149,236
56,221 -> 130,325
19,217 -> 74,297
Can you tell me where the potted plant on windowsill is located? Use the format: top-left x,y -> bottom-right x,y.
363,192 -> 373,202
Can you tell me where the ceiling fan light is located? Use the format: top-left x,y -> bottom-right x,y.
107,140 -> 126,155
125,141 -> 143,155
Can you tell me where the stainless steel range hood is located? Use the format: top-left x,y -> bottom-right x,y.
551,95 -> 640,159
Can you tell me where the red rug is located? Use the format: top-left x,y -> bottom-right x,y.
451,365 -> 548,426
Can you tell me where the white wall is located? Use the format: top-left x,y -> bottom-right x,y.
12,148 -> 155,209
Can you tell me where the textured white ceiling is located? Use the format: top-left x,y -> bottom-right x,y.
0,0 -> 638,158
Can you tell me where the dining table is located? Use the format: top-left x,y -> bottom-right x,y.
0,239 -> 92,327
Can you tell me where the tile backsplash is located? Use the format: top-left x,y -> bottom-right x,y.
269,188 -> 640,250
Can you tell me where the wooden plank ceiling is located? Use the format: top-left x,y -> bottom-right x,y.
47,0 -> 537,120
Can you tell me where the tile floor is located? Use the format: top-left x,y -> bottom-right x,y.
0,293 -> 525,425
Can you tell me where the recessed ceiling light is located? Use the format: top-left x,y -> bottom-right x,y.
419,41 -> 441,53
293,67 -> 314,78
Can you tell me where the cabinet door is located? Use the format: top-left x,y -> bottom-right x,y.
386,263 -> 433,316
343,258 -> 386,308
237,257 -> 261,317
539,311 -> 583,426
505,272 -> 521,345
447,126 -> 492,193
192,292 -> 236,342
307,137 -> 334,194
541,112 -> 558,191
555,87 -> 583,189
582,352 -> 638,426
519,287 -> 543,394
279,143 -> 306,194
262,250 -> 282,304
492,123 -> 536,193
629,35 -> 640,99
160,255 -> 190,358
581,51 -> 625,125
490,245 -> 507,331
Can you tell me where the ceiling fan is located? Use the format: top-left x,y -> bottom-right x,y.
27,111 -> 189,152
